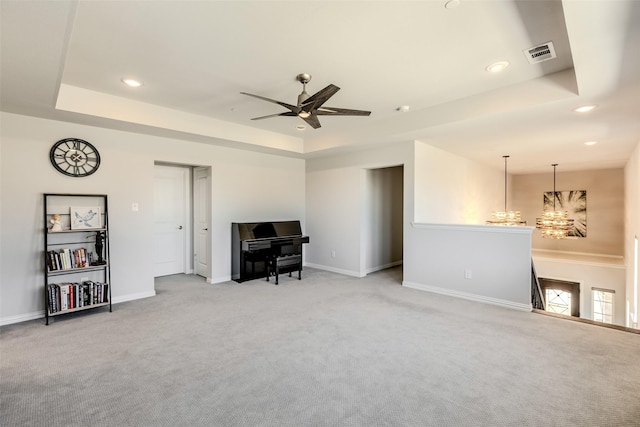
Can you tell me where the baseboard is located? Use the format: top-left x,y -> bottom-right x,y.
402,281 -> 532,312
532,309 -> 640,334
0,291 -> 157,326
111,290 -> 156,304
304,263 -> 364,278
365,260 -> 403,274
0,310 -> 46,326
211,275 -> 231,284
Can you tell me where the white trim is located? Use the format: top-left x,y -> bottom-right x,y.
211,275 -> 231,284
304,262 -> 364,278
402,280 -> 532,312
0,291 -> 156,326
365,260 -> 403,274
533,254 -> 625,269
111,290 -> 156,304
411,222 -> 534,235
0,310 -> 45,326
533,248 -> 624,260
533,248 -> 624,265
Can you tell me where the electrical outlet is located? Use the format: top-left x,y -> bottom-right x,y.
131,203 -> 139,212
331,250 -> 336,258
464,269 -> 472,279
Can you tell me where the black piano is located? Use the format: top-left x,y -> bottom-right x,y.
232,221 -> 310,283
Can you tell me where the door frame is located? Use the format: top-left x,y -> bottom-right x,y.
153,163 -> 192,276
362,164 -> 404,277
193,166 -> 212,282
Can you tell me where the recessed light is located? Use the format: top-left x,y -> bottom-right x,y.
397,105 -> 410,112
121,78 -> 143,88
486,61 -> 509,73
574,105 -> 597,113
296,125 -> 306,131
584,141 -> 597,146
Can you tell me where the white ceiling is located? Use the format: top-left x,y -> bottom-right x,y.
2,0 -> 639,174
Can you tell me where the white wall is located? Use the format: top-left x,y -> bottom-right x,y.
404,224 -> 533,310
624,140 -> 640,328
305,142 -> 414,277
532,254 -> 626,325
0,112 -> 305,324
414,141 -> 504,224
305,140 -> 533,311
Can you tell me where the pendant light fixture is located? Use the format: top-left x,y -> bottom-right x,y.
535,163 -> 575,239
486,155 -> 526,226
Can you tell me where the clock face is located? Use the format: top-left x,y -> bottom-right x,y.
49,138 -> 101,177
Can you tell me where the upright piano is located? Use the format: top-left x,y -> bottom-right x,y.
232,221 -> 310,283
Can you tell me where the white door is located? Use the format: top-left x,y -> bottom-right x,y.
154,165 -> 189,277
194,167 -> 211,279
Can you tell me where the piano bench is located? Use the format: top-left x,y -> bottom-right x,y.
267,254 -> 302,285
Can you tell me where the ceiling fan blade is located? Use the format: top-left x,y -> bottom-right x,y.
301,113 -> 322,129
240,92 -> 299,113
251,112 -> 297,120
315,107 -> 371,116
242,79 -> 369,129
301,84 -> 340,110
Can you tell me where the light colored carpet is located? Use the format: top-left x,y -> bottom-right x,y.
1,267 -> 639,426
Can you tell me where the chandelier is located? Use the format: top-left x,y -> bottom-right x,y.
535,163 -> 574,239
486,155 -> 526,226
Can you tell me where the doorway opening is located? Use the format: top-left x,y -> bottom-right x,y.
364,165 -> 404,282
153,163 -> 211,281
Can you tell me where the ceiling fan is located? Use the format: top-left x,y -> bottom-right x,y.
240,73 -> 371,129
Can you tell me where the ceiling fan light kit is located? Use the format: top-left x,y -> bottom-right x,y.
240,73 -> 371,129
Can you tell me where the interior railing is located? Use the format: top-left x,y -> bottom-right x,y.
531,259 -> 545,310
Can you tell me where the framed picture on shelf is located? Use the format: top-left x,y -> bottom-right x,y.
70,206 -> 102,229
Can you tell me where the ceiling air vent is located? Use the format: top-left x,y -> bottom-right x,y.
523,41 -> 556,64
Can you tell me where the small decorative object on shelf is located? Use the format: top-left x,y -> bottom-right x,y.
89,231 -> 107,266
43,193 -> 111,325
49,214 -> 63,232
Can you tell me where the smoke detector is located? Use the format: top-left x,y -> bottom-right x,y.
523,41 -> 556,64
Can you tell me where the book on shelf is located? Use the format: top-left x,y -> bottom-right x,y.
47,248 -> 93,272
47,281 -> 109,314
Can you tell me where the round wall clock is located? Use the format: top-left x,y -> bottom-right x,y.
49,138 -> 101,177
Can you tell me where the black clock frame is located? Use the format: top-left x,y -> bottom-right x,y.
49,138 -> 101,177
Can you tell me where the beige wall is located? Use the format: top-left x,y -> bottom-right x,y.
512,168 -> 624,256
414,142 -> 504,224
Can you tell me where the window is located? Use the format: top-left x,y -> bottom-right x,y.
546,288 -> 572,315
592,288 -> 615,324
540,278 -> 580,317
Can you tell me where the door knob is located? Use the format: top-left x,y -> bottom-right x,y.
178,225 -> 183,230
203,228 -> 208,231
